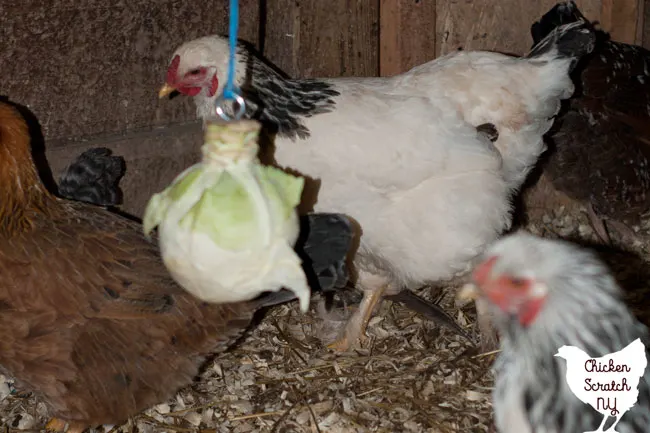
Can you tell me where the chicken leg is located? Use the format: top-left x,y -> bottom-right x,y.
46,418 -> 86,433
327,284 -> 387,352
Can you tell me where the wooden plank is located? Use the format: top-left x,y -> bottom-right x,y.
262,0 -> 301,76
636,0 -> 645,45
600,0 -> 643,44
379,0 -> 401,76
296,0 -> 379,77
635,0 -> 646,45
263,0 -> 379,78
644,0 -> 650,48
379,0 -> 437,77
436,0 -> 601,56
236,0 -> 262,46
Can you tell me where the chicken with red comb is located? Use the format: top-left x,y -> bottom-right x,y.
459,231 -> 650,433
159,53 -> 219,98
158,19 -> 596,353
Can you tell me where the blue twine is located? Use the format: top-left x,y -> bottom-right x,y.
223,0 -> 239,100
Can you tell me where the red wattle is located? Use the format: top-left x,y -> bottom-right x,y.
208,74 -> 219,97
178,86 -> 202,96
518,297 -> 545,327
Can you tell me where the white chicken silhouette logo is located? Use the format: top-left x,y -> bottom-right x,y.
555,338 -> 648,433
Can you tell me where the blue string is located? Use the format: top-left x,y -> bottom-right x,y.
223,0 -> 239,100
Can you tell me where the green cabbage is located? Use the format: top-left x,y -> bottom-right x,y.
143,120 -> 310,311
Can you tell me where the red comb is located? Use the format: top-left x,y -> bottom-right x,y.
472,256 -> 498,286
166,55 -> 181,84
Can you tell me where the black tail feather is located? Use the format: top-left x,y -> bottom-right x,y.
58,147 -> 126,207
530,1 -> 587,45
385,290 -> 473,342
526,18 -> 596,71
295,213 -> 354,293
252,213 -> 354,310
253,288 -> 300,309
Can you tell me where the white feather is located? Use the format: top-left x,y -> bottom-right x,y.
167,34 -> 581,297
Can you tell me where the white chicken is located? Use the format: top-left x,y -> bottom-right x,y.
459,232 -> 650,433
158,22 -> 595,351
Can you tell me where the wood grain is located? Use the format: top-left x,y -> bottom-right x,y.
262,0 -> 301,76
600,0 -> 643,44
262,0 -> 379,78
296,0 -> 379,77
436,0 -> 602,56
636,0 -> 645,45
644,0 -> 650,48
379,0 -> 437,77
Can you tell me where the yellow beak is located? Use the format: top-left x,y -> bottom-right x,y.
158,83 -> 177,99
457,283 -> 480,301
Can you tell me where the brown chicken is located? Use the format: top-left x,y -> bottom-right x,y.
0,100 -> 304,432
530,1 -> 650,245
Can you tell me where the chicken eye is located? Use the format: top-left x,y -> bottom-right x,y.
188,68 -> 202,75
509,277 -> 528,289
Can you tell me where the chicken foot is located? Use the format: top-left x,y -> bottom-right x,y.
45,418 -> 86,433
327,284 -> 388,352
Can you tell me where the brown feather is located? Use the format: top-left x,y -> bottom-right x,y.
542,25 -> 650,229
0,101 -> 276,428
0,103 -> 54,235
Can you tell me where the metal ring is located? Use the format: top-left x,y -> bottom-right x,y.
215,93 -> 247,121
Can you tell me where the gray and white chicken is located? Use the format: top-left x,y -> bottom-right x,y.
460,232 -> 650,433
159,22 -> 595,351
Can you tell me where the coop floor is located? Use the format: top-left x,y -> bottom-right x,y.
2,205 -> 649,433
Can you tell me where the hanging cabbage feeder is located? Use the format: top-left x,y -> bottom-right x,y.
143,119 -> 311,312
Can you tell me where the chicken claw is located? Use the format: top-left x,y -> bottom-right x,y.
45,418 -> 86,433
327,285 -> 387,352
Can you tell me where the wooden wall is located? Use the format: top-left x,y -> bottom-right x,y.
5,0 -> 646,146
377,0 -> 646,77
250,1 -> 649,79
2,0 -> 648,217
263,0 -> 379,77
2,0 -> 382,217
